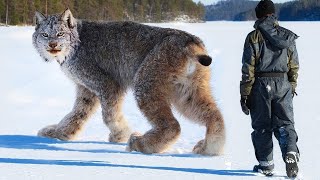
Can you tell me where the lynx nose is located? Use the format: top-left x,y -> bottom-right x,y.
49,42 -> 58,49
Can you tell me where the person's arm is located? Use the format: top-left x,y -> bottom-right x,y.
287,43 -> 299,94
240,34 -> 256,97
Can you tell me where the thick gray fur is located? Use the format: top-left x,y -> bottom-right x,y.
33,9 -> 225,155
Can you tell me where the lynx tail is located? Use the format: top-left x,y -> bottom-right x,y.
198,55 -> 212,66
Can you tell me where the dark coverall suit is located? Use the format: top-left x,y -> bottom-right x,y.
240,15 -> 299,167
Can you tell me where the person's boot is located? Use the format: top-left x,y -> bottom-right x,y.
253,164 -> 274,176
285,152 -> 299,178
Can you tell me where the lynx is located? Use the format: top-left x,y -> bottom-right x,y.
32,9 -> 225,155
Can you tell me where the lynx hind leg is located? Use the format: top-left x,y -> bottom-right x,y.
127,58 -> 182,154
38,85 -> 99,140
127,92 -> 181,154
173,67 -> 225,156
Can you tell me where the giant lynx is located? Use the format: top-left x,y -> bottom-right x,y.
32,9 -> 225,155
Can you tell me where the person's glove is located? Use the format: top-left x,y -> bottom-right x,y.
292,87 -> 298,98
240,96 -> 250,115
292,91 -> 298,98
291,84 -> 298,98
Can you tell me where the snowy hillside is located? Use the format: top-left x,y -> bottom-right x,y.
0,22 -> 319,180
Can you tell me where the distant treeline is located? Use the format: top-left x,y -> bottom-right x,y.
206,0 -> 320,21
0,0 -> 205,25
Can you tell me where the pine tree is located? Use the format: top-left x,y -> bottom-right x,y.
0,0 -> 5,24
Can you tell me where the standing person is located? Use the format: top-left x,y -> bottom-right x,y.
240,0 -> 300,178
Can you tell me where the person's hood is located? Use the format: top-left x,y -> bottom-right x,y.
254,15 -> 298,49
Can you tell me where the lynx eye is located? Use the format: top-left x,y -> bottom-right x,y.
57,32 -> 65,37
41,33 -> 49,38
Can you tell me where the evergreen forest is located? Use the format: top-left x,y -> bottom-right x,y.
206,0 -> 320,21
0,0 -> 205,25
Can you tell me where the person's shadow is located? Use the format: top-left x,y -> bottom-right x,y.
0,135 -> 255,177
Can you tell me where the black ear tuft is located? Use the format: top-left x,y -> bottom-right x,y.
197,55 -> 212,66
34,11 -> 46,30
60,8 -> 76,28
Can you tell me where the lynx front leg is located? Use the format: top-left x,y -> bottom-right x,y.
38,85 -> 99,140
100,87 -> 131,143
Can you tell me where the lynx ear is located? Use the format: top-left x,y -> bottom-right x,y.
60,8 -> 76,28
35,11 -> 46,25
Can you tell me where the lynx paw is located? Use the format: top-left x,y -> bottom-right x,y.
37,124 -> 70,141
38,124 -> 59,139
192,139 -> 221,156
126,132 -> 144,152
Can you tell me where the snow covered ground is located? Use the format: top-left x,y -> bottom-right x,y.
0,21 -> 319,180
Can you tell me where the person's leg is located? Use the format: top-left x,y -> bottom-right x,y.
251,129 -> 274,166
272,78 -> 299,156
250,79 -> 274,172
274,125 -> 299,159
272,78 -> 299,178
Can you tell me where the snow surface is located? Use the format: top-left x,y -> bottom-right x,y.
0,22 -> 319,180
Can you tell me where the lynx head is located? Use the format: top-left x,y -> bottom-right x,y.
32,9 -> 79,64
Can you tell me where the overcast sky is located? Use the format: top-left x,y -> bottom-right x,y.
193,0 -> 294,6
